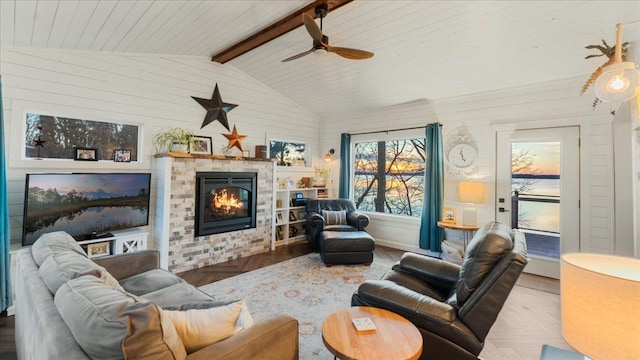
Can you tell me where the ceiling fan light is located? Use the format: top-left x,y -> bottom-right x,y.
594,62 -> 639,103
313,47 -> 328,56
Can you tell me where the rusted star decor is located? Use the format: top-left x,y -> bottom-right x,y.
222,125 -> 247,152
192,83 -> 237,131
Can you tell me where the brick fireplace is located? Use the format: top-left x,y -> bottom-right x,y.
153,154 -> 275,273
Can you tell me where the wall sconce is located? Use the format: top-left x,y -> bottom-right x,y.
561,253 -> 640,359
458,181 -> 484,227
594,21 -> 640,103
324,148 -> 335,162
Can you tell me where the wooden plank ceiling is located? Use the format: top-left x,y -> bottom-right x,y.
1,1 -> 638,118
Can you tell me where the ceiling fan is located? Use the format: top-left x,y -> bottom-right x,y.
281,4 -> 374,62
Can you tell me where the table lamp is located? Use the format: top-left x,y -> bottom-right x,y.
458,181 -> 484,226
561,253 -> 640,359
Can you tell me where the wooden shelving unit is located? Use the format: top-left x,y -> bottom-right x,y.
273,187 -> 327,247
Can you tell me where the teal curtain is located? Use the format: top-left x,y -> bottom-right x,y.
338,133 -> 351,199
419,123 -> 444,251
0,76 -> 12,312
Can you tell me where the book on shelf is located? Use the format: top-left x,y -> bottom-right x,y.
317,188 -> 328,198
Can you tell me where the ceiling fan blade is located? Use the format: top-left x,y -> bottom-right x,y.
281,48 -> 314,62
302,13 -> 323,43
328,45 -> 374,60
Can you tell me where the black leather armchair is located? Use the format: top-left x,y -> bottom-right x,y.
352,221 -> 528,360
304,199 -> 370,250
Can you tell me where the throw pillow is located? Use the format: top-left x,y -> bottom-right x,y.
163,299 -> 254,354
322,210 -> 347,225
55,275 -> 187,360
39,251 -> 124,294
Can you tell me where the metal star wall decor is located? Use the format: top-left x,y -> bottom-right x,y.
222,125 -> 247,152
33,124 -> 46,159
192,84 -> 237,131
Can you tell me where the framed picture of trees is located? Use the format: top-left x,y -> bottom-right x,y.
24,113 -> 140,162
268,139 -> 308,167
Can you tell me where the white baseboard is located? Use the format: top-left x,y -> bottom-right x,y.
374,238 -> 441,259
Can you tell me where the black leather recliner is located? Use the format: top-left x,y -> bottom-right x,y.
304,199 -> 370,250
352,221 -> 528,360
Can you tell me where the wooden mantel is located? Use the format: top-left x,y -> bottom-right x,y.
154,152 -> 275,163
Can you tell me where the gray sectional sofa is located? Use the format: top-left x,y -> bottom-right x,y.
15,231 -> 299,359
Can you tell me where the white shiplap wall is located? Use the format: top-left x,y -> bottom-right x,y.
1,47 -> 320,245
321,76 -> 629,255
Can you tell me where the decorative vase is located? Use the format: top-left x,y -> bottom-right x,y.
312,177 -> 326,187
171,142 -> 189,153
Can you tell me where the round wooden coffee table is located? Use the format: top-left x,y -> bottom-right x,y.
322,306 -> 422,360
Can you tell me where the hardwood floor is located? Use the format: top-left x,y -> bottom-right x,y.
178,241 -> 315,287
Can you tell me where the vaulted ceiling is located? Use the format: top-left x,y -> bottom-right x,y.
1,1 -> 639,118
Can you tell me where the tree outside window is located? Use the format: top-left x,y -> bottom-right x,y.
353,138 -> 426,217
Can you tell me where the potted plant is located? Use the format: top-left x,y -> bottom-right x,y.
153,128 -> 196,153
313,165 -> 329,187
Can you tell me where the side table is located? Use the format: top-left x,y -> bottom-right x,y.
322,306 -> 422,360
437,221 -> 479,249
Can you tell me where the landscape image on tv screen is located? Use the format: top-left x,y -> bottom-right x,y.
22,173 -> 151,246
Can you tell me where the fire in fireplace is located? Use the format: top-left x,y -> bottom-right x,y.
195,172 -> 257,236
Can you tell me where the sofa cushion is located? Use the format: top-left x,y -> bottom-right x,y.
119,269 -> 184,296
31,231 -> 87,266
39,251 -> 123,294
55,275 -> 187,360
163,299 -> 254,353
141,282 -> 214,309
322,209 -> 347,225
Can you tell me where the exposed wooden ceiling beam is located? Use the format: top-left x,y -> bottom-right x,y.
211,0 -> 353,64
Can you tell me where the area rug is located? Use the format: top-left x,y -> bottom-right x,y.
198,253 -> 395,359
198,253 -> 559,359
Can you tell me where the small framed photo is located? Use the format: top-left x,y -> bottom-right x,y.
87,242 -> 110,258
74,147 -> 98,161
190,136 -> 213,155
276,227 -> 284,240
443,207 -> 456,224
276,212 -> 284,224
113,149 -> 131,162
288,225 -> 298,237
289,211 -> 297,221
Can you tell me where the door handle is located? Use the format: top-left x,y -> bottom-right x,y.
498,207 -> 510,213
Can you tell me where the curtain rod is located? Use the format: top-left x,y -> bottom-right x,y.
348,124 -> 441,136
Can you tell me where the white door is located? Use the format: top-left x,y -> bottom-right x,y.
496,127 -> 579,278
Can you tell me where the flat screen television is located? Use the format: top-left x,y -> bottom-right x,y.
22,173 -> 152,246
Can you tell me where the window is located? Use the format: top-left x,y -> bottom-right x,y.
353,137 -> 426,217
25,113 -> 140,161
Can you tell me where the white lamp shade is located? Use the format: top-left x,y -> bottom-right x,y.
561,253 -> 640,359
459,181 -> 483,227
594,62 -> 639,103
458,181 -> 484,203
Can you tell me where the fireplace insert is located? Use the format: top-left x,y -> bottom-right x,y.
195,172 -> 257,236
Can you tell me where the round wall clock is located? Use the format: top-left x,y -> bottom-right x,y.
448,143 -> 477,168
444,126 -> 480,177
